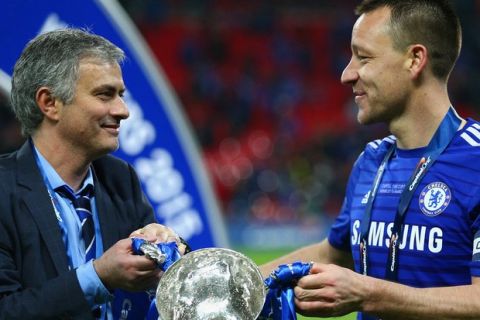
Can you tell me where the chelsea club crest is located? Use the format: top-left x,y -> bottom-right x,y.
419,182 -> 451,216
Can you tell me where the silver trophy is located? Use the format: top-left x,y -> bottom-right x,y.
155,248 -> 266,320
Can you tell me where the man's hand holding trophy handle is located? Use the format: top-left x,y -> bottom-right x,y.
91,223 -> 188,293
93,238 -> 162,292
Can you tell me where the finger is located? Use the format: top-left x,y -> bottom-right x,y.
294,285 -> 335,303
295,298 -> 337,318
132,228 -> 165,243
142,224 -> 179,243
115,238 -> 137,252
128,254 -> 159,271
133,267 -> 163,279
128,233 -> 154,244
177,243 -> 187,255
159,226 -> 179,243
309,262 -> 329,274
140,224 -> 164,240
165,234 -> 180,244
129,227 -> 145,238
297,272 -> 330,290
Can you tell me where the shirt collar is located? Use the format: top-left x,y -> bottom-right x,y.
33,143 -> 94,195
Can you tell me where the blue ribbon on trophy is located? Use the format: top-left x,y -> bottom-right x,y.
259,261 -> 312,320
131,238 -> 181,271
132,238 -> 182,320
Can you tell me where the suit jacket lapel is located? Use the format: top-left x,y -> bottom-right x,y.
92,170 -> 118,250
16,142 -> 70,274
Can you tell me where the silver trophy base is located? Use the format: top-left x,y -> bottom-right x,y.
156,248 -> 266,320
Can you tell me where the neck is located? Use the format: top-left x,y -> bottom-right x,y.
389,84 -> 461,149
32,134 -> 91,192
390,108 -> 446,150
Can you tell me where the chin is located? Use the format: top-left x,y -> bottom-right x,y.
93,141 -> 120,158
357,112 -> 370,125
106,143 -> 120,154
357,109 -> 382,126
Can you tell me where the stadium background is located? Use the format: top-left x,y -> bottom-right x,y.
1,1 -> 479,319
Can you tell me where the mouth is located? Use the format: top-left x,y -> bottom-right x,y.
353,90 -> 366,103
101,122 -> 120,135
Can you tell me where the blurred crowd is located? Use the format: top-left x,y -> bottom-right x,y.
2,0 -> 479,233
0,91 -> 23,154
119,0 -> 480,227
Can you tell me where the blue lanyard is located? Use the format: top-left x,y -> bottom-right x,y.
359,107 -> 462,281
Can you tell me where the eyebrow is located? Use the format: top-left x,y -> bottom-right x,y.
91,84 -> 125,94
351,42 -> 374,55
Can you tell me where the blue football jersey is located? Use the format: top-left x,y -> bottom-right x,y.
329,119 -> 480,320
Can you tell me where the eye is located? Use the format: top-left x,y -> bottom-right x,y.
357,55 -> 370,62
93,86 -> 125,101
97,92 -> 113,100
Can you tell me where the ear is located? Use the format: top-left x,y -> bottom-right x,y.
405,44 -> 428,79
35,87 -> 61,120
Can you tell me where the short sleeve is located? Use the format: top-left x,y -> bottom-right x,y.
328,154 -> 363,252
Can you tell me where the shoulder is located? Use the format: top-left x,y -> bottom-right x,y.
456,119 -> 480,149
92,154 -> 136,183
346,135 -> 396,186
0,151 -> 18,169
441,119 -> 480,161
93,154 -> 132,172
0,151 -> 20,184
0,151 -> 22,216
355,135 -> 396,167
92,154 -> 141,193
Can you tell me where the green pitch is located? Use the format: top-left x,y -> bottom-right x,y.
237,247 -> 357,320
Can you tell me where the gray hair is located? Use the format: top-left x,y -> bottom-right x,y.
11,28 -> 125,136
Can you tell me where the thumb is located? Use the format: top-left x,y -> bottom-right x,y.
309,262 -> 328,274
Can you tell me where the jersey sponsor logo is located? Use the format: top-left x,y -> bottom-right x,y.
473,238 -> 480,256
351,220 -> 443,254
419,182 -> 451,217
473,230 -> 480,261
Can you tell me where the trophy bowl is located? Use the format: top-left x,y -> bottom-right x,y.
155,247 -> 266,320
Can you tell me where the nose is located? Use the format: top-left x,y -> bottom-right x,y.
340,57 -> 359,85
112,96 -> 129,120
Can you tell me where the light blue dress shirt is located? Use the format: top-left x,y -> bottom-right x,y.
33,146 -> 113,319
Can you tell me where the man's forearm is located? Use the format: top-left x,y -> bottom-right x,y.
259,239 -> 352,277
364,277 -> 480,320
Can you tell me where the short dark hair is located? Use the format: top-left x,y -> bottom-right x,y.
11,29 -> 125,136
356,0 -> 462,81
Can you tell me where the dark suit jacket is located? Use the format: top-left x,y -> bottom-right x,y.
0,142 -> 156,319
